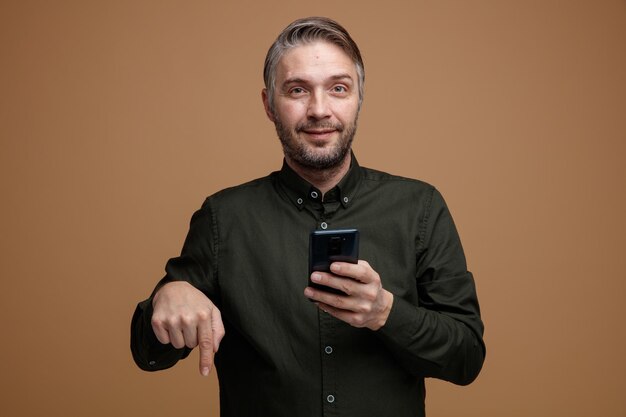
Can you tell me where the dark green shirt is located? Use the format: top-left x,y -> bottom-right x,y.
131,154 -> 485,417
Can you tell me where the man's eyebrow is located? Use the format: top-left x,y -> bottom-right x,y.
281,74 -> 355,87
327,73 -> 354,82
282,77 -> 309,87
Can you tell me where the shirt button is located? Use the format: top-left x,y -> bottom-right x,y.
297,198 -> 303,204
311,191 -> 319,199
327,394 -> 335,403
343,196 -> 349,203
324,346 -> 333,354
320,222 -> 328,230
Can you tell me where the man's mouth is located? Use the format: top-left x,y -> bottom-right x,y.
302,128 -> 336,135
297,123 -> 343,139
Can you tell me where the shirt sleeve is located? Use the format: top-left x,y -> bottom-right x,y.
130,198 -> 219,371
376,187 -> 486,385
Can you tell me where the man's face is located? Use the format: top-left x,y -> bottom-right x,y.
263,41 -> 360,170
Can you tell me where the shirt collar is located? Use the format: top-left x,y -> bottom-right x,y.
276,152 -> 362,210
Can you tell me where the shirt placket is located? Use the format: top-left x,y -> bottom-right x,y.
319,311 -> 338,416
312,197 -> 342,415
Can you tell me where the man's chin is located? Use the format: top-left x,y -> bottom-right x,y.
294,148 -> 350,170
277,122 -> 355,171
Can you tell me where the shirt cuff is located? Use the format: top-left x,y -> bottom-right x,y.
376,294 -> 424,344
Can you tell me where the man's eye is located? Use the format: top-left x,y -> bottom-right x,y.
290,87 -> 305,95
333,85 -> 347,93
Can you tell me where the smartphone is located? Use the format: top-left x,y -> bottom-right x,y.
308,228 -> 359,295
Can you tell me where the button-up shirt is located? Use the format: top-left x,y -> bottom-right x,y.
131,154 -> 485,417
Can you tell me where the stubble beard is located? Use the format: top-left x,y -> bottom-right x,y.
274,116 -> 358,171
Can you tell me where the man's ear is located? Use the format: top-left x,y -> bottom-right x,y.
261,89 -> 275,122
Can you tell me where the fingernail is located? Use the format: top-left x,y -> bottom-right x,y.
330,263 -> 340,272
201,367 -> 210,376
304,288 -> 313,297
311,273 -> 322,282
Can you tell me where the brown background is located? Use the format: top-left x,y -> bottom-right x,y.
1,1 -> 625,416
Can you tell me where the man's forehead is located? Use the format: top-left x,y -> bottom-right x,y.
276,41 -> 357,83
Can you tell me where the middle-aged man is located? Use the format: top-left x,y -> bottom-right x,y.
131,16 -> 485,417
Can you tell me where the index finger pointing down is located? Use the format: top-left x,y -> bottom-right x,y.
197,316 -> 214,376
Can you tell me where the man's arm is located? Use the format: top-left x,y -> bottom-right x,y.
131,199 -> 225,376
305,187 -> 485,385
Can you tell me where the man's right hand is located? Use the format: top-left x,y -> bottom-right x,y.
151,281 -> 225,376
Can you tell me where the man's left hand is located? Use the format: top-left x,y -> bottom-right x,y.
304,260 -> 393,331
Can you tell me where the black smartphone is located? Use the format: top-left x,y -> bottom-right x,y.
308,228 -> 359,295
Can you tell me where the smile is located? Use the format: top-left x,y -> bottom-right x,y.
303,129 -> 335,134
301,129 -> 337,140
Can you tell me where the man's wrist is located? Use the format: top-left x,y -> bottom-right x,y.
372,290 -> 394,331
152,280 -> 189,308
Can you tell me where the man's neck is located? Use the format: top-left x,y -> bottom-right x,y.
285,152 -> 352,196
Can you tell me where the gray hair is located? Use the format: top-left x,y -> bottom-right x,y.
263,17 -> 365,113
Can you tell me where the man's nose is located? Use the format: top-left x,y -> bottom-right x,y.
307,90 -> 331,119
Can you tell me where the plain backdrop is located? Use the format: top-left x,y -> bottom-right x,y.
1,1 -> 625,416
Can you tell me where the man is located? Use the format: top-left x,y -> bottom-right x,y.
131,16 -> 485,417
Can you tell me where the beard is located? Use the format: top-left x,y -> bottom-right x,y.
274,115 -> 358,171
